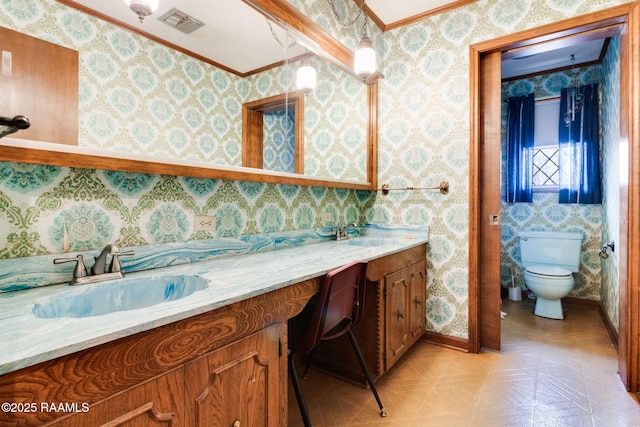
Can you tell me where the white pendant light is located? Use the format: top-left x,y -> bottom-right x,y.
124,0 -> 159,23
354,35 -> 376,80
296,59 -> 316,94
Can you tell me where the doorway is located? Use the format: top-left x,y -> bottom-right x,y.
468,3 -> 640,392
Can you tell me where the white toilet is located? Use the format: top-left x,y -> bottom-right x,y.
518,231 -> 583,320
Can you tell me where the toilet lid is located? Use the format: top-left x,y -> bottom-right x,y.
526,265 -> 572,277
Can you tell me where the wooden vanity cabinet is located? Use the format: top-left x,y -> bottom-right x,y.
0,278 -> 318,427
309,244 -> 427,384
184,324 -> 283,427
45,366 -> 186,427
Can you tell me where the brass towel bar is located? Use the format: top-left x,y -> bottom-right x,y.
379,181 -> 449,195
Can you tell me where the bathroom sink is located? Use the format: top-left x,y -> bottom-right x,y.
342,237 -> 400,247
32,274 -> 209,319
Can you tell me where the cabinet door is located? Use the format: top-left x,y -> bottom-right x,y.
385,268 -> 409,369
184,324 -> 284,427
46,368 -> 185,427
407,260 -> 427,347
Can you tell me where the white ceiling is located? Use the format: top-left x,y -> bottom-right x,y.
501,38 -> 606,80
69,0 -> 308,74
68,0 -> 608,79
366,0 -> 461,25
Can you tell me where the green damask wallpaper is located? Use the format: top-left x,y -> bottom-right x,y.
1,0 -> 632,340
0,163 -> 373,258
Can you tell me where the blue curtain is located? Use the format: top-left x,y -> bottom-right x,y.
558,83 -> 601,204
506,93 -> 535,203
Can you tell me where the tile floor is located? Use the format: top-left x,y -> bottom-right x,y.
287,298 -> 640,426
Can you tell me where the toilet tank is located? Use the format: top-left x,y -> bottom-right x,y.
518,231 -> 583,272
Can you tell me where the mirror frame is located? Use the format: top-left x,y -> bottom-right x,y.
0,0 -> 377,190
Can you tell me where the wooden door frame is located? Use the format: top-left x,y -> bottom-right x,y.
468,2 -> 640,392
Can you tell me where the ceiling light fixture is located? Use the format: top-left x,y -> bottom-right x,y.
564,54 -> 584,126
326,0 -> 377,81
296,58 -> 317,94
124,0 -> 159,23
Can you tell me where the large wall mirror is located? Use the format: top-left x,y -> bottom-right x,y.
0,0 -> 377,190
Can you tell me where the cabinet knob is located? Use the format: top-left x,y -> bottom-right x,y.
415,298 -> 422,306
232,420 -> 241,427
397,311 -> 405,320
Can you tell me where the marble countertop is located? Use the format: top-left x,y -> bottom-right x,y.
0,225 -> 429,375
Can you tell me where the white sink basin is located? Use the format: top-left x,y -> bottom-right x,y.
343,238 -> 401,247
32,275 -> 209,318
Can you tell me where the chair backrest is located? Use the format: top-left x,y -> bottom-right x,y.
296,261 -> 368,355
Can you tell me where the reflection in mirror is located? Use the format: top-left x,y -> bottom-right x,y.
243,92 -> 303,174
0,0 -> 374,187
263,107 -> 296,172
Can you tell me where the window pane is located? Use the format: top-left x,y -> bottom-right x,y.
533,147 -> 559,188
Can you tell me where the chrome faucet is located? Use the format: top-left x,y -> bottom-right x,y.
54,244 -> 135,286
334,223 -> 358,241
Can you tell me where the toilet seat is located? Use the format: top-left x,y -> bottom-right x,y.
525,265 -> 572,278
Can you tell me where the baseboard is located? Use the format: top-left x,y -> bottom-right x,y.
562,297 -> 619,349
562,296 -> 599,308
421,331 -> 469,352
597,304 -> 619,350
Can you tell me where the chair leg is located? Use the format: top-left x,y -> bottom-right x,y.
289,351 -> 312,427
346,329 -> 388,417
302,347 -> 316,378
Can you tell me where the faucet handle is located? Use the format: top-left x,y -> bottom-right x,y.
53,254 -> 88,279
109,249 -> 135,273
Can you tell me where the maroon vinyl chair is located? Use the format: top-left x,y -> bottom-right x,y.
288,260 -> 387,426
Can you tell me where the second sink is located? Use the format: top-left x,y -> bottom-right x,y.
342,238 -> 401,247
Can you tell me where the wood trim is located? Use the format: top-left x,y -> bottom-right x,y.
471,7 -> 630,53
0,144 -> 374,190
245,0 -> 354,74
294,95 -> 305,175
367,81 -> 379,188
243,52 -> 310,78
478,50 -> 503,352
501,23 -> 624,60
469,1 -> 640,391
352,0 -> 385,33
100,401 -> 174,427
562,296 -> 600,308
242,92 -> 304,174
600,304 -> 620,350
381,0 -> 479,32
619,1 -> 640,393
421,331 -> 469,352
242,108 -> 264,169
467,41 -> 482,354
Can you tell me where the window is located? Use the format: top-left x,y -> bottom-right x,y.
533,98 -> 560,192
532,146 -> 559,191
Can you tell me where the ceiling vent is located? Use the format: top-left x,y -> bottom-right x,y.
158,8 -> 205,34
